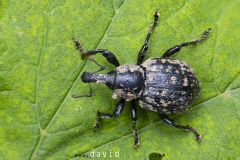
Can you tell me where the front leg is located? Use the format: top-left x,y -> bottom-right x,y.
88,56 -> 105,73
72,83 -> 93,98
161,28 -> 211,58
137,11 -> 160,65
73,39 -> 120,67
94,99 -> 125,129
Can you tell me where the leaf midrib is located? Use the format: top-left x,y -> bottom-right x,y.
29,0 -> 126,159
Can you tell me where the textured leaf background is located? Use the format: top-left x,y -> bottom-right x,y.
0,0 -> 240,159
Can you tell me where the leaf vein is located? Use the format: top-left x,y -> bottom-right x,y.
29,0 -> 127,159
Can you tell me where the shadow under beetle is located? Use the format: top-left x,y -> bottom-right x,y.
72,11 -> 211,148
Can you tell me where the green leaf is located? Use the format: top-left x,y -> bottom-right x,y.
0,0 -> 240,159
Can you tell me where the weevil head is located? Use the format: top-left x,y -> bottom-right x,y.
81,64 -> 145,101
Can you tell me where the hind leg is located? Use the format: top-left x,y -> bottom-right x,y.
159,114 -> 201,142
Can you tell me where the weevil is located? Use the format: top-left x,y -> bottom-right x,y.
72,11 -> 211,148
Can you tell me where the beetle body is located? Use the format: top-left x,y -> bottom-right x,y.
139,58 -> 200,114
74,11 -> 211,148
82,58 -> 200,115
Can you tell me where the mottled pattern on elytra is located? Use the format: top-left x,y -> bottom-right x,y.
139,58 -> 200,114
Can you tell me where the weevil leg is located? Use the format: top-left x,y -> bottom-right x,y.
88,56 -> 105,73
161,28 -> 211,58
137,11 -> 160,65
94,99 -> 125,130
159,114 -> 201,142
72,83 -> 93,98
73,38 -> 120,67
131,100 -> 139,149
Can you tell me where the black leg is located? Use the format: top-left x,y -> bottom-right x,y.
72,83 -> 93,98
131,100 -> 139,148
159,114 -> 201,142
73,38 -> 120,67
137,11 -> 160,65
161,28 -> 211,58
94,99 -> 125,129
88,56 -> 105,73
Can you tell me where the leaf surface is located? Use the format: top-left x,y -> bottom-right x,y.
0,0 -> 240,159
